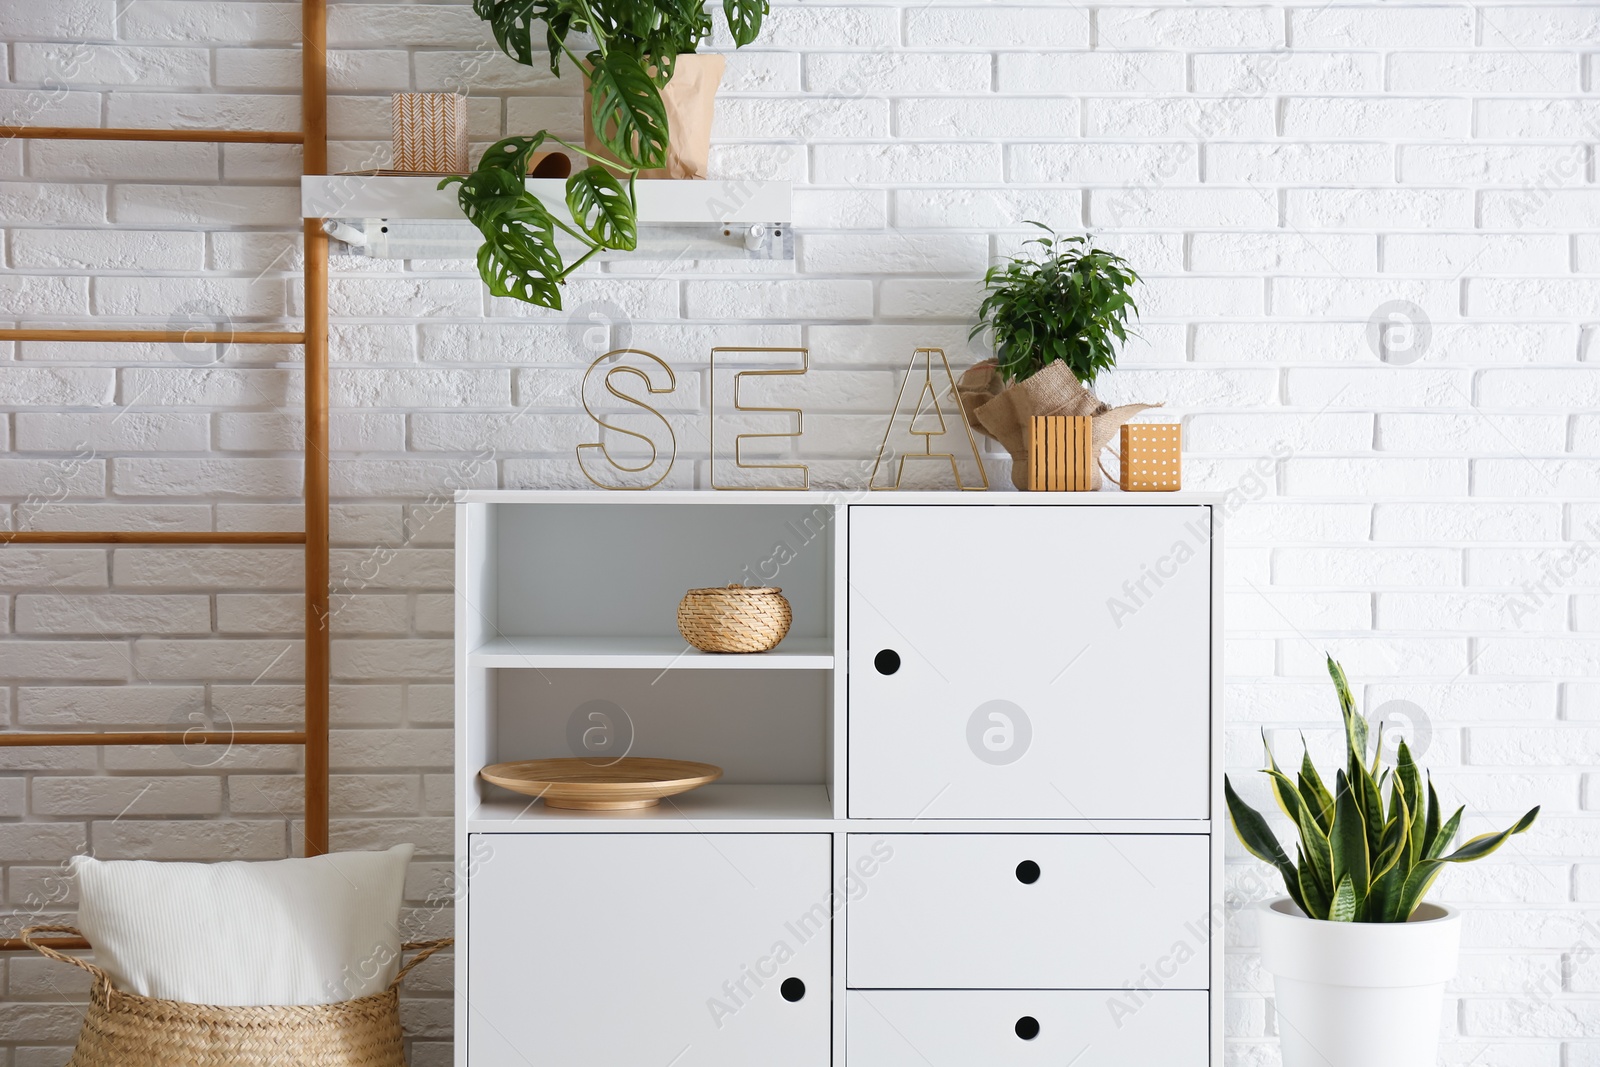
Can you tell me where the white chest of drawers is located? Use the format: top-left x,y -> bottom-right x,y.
454,492 -> 1222,1067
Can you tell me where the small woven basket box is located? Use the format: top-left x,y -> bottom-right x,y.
678,584 -> 792,653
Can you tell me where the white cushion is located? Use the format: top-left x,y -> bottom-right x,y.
71,845 -> 413,1006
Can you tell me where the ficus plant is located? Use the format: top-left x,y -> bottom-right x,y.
970,222 -> 1141,387
443,0 -> 768,310
1226,656 -> 1539,923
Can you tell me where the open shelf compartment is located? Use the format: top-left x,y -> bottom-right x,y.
463,498 -> 835,662
457,494 -> 842,824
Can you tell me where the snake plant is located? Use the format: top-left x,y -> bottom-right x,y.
1225,656 -> 1539,922
444,0 -> 769,310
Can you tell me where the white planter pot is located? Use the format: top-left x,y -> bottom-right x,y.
1258,896 -> 1461,1067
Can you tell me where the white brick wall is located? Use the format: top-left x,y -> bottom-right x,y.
3,0 -> 1599,1063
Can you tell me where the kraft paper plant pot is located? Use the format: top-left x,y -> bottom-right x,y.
1259,897 -> 1461,1067
584,54 -> 726,179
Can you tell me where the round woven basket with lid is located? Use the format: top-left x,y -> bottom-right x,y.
677,584 -> 791,653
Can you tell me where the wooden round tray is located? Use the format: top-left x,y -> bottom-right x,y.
479,757 -> 723,810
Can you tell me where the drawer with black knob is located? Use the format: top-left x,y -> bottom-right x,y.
846,833 -> 1210,990
846,989 -> 1208,1066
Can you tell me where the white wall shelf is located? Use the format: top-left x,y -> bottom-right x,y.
304,175 -> 790,223
304,176 -> 794,260
469,635 -> 834,669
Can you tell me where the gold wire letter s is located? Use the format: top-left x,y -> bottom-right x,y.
576,349 -> 679,491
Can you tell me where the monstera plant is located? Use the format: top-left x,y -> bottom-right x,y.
444,0 -> 768,310
1226,656 -> 1538,922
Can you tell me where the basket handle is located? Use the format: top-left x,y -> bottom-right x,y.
20,925 -> 112,986
391,938 -> 454,991
24,926 -> 452,995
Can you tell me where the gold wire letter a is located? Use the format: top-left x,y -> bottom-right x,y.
869,348 -> 989,491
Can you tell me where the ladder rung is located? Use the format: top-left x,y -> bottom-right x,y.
0,731 -> 308,748
0,126 -> 303,145
0,329 -> 305,344
3,532 -> 305,545
0,937 -> 89,952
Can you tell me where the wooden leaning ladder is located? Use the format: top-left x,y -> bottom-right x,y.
0,1 -> 331,951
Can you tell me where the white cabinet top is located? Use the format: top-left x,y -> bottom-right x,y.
455,488 -> 1225,505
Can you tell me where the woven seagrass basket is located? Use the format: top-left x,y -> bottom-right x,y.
677,584 -> 791,653
22,925 -> 452,1067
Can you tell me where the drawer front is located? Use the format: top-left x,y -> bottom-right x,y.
847,503 -> 1211,820
847,834 -> 1209,990
846,989 -> 1208,1067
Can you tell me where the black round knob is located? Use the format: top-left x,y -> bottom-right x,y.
1015,1016 -> 1040,1040
874,649 -> 900,675
780,977 -> 805,1002
1015,860 -> 1040,884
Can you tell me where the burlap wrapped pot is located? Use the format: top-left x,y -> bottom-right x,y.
957,360 -> 1158,490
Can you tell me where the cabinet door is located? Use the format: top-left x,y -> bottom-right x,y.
846,990 -> 1208,1067
846,834 -> 1209,990
848,504 -> 1210,819
468,833 -> 832,1067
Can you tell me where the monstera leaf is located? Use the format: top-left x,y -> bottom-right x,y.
475,198 -> 565,309
443,135 -> 642,311
473,0 -> 558,68
443,140 -> 548,231
475,134 -> 549,179
724,0 -> 767,46
442,143 -> 566,310
586,50 -> 668,170
565,166 -> 637,250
